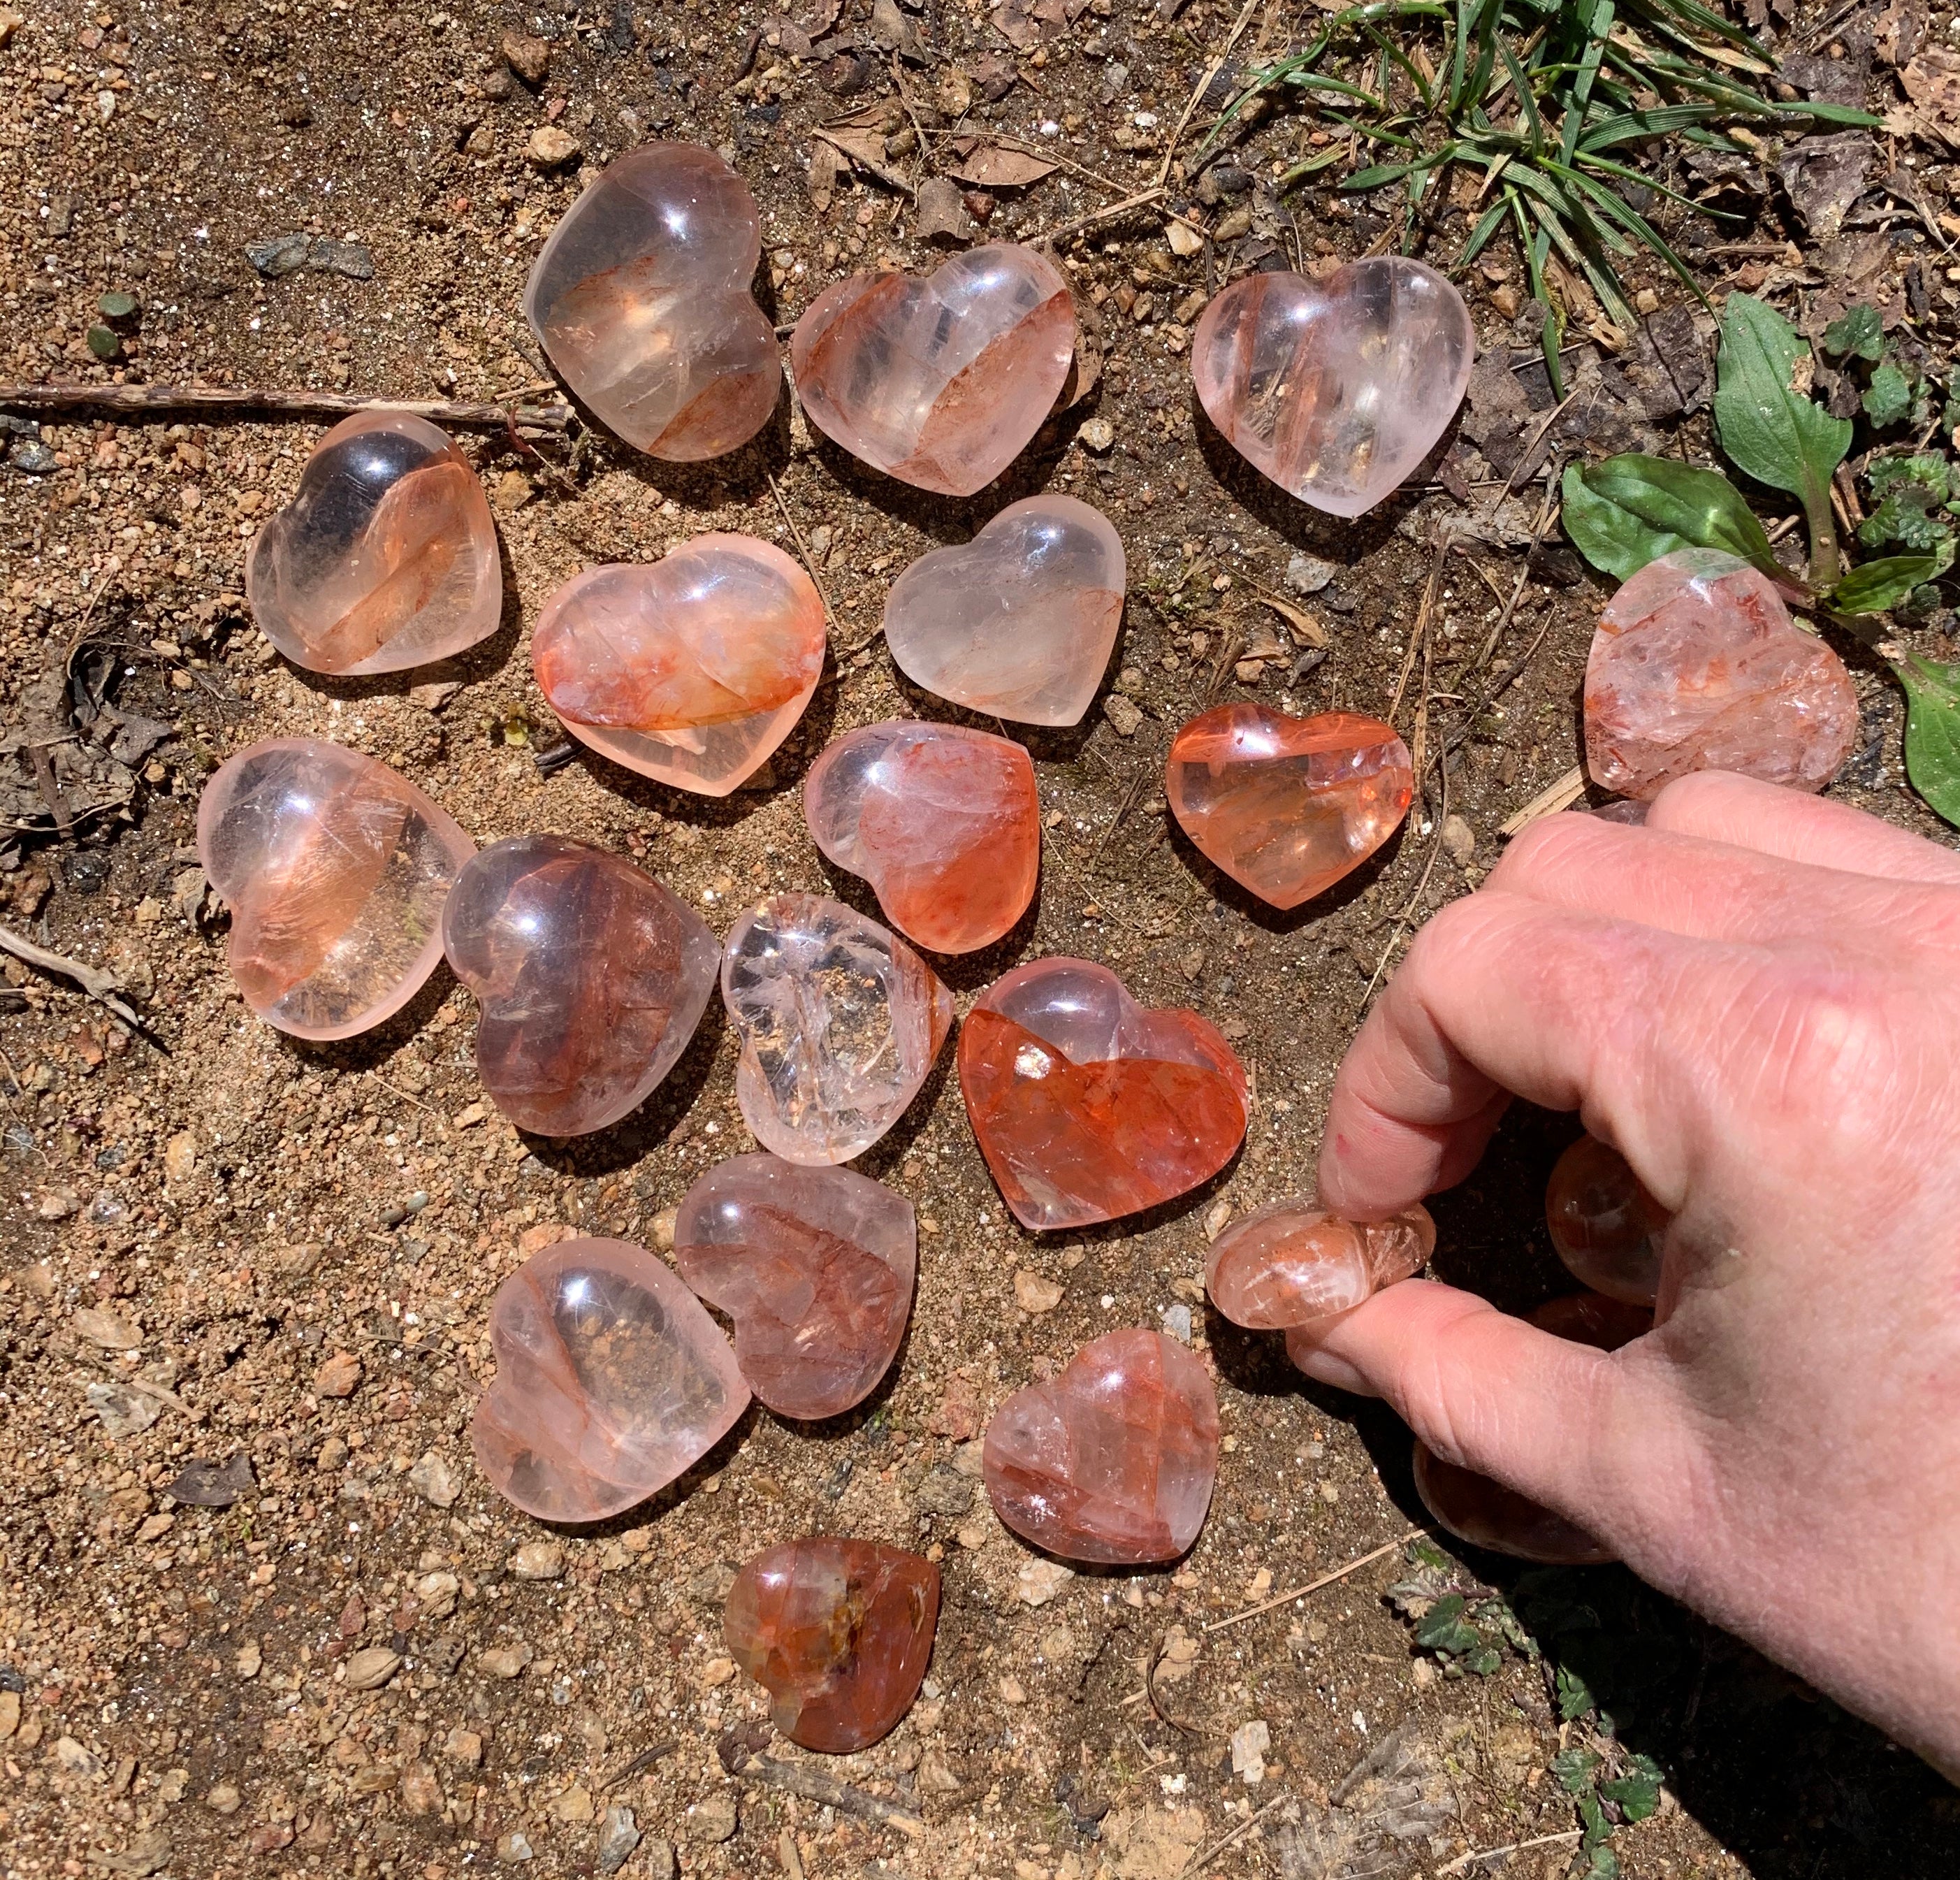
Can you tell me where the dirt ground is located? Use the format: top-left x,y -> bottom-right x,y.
5,1 -> 1960,1877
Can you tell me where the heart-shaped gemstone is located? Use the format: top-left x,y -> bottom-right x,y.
471,1236 -> 749,1522
959,958 -> 1247,1231
1193,257 -> 1474,516
725,1539 -> 940,1752
883,496 -> 1125,725
1585,549 -> 1858,800
982,1329 -> 1219,1564
1546,1136 -> 1668,1306
525,143 -> 781,460
532,534 -> 826,796
247,410 -> 501,676
1207,1199 -> 1434,1331
722,893 -> 954,1164
197,738 -> 475,1041
1166,704 -> 1412,908
442,835 -> 718,1136
804,721 -> 1040,952
791,244 -> 1076,496
675,1152 -> 917,1419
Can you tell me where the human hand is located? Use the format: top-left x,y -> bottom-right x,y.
1300,769 -> 1960,1777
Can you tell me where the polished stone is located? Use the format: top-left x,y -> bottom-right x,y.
1546,1136 -> 1669,1306
442,835 -> 718,1136
532,534 -> 826,796
724,1539 -> 939,1752
1585,549 -> 1859,799
1210,1199 -> 1434,1330
792,245 -> 1076,495
804,721 -> 1040,952
722,893 -> 954,1163
675,1152 -> 916,1419
959,958 -> 1248,1230
524,143 -> 779,459
1166,704 -> 1413,908
471,1236 -> 748,1522
883,496 -> 1125,725
247,410 -> 500,676
982,1329 -> 1219,1564
196,737 -> 474,1041
1192,258 -> 1473,516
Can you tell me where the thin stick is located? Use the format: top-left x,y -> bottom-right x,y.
1498,764 -> 1588,837
1157,0 -> 1262,189
1437,1828 -> 1585,1875
597,1739 -> 678,1791
0,924 -> 142,1028
1029,184 -> 1168,245
764,471 -> 841,640
1173,1793 -> 1291,1879
1206,1531 -> 1421,1633
730,1754 -> 923,1837
0,382 -> 575,435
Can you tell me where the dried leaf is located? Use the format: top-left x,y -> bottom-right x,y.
815,126 -> 916,196
915,175 -> 974,244
808,138 -> 841,210
944,143 -> 1059,188
1903,46 -> 1960,130
1256,594 -> 1326,648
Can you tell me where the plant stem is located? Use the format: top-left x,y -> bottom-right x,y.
1808,495 -> 1841,590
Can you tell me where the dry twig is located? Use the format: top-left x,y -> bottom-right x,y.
1173,1793 -> 1291,1879
0,382 -> 574,435
1437,1828 -> 1585,1874
1498,764 -> 1588,836
0,924 -> 143,1028
1204,1531 -> 1422,1633
728,1753 -> 923,1837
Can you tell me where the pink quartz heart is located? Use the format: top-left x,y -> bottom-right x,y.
883,495 -> 1125,726
1207,1198 -> 1433,1330
524,143 -> 781,461
531,533 -> 826,797
1584,549 -> 1859,800
791,244 -> 1077,496
1192,257 -> 1474,517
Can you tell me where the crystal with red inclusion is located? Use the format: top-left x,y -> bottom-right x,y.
1546,1136 -> 1669,1306
1210,1199 -> 1434,1330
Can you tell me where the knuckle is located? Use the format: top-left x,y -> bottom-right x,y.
1484,811 -> 1597,893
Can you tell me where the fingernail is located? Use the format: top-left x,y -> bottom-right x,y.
1286,1343 -> 1379,1397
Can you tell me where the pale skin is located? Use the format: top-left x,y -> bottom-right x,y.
1295,769 -> 1960,1779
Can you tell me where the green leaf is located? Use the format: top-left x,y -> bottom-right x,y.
1557,1661 -> 1597,1721
1895,656 -> 1960,829
1602,1754 -> 1664,1823
1578,454 -> 1789,584
1835,554 -> 1948,614
1822,303 -> 1884,361
1867,454 -> 1950,501
1562,463 -> 1690,578
1858,486 -> 1953,554
1552,1747 -> 1603,1794
1864,360 -> 1915,428
1578,1789 -> 1613,1848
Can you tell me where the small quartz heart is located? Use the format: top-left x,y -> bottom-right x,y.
982,1329 -> 1219,1565
792,243 -> 1077,496
1546,1136 -> 1668,1307
804,721 -> 1040,952
472,1236 -> 749,1523
883,495 -> 1125,725
676,1152 -> 917,1419
247,410 -> 501,676
442,835 -> 719,1136
525,143 -> 781,461
959,957 -> 1248,1231
1585,549 -> 1858,800
1166,704 -> 1412,909
1193,256 -> 1474,516
725,1538 -> 940,1752
532,534 -> 826,797
1207,1198 -> 1434,1331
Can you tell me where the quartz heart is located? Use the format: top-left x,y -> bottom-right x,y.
676,1152 -> 916,1419
532,534 -> 826,796
524,143 -> 780,460
882,496 -> 1125,725
791,244 -> 1076,496
804,721 -> 1040,952
247,410 -> 501,676
441,835 -> 718,1136
196,737 -> 474,1041
1585,549 -> 1858,799
722,893 -> 954,1164
1166,704 -> 1413,908
1192,257 -> 1473,516
1546,1136 -> 1669,1306
982,1329 -> 1219,1565
959,958 -> 1248,1231
1207,1199 -> 1434,1331
471,1236 -> 749,1522
724,1539 -> 940,1752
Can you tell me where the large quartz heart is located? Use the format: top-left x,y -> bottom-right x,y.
1585,549 -> 1858,800
804,721 -> 1040,952
442,835 -> 719,1137
791,244 -> 1077,496
472,1236 -> 749,1522
959,958 -> 1247,1231
1192,257 -> 1474,516
725,1539 -> 940,1752
197,737 -> 475,1041
676,1152 -> 917,1419
883,496 -> 1125,726
247,410 -> 500,676
532,534 -> 826,797
1166,704 -> 1413,908
982,1329 -> 1219,1565
525,143 -> 781,460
